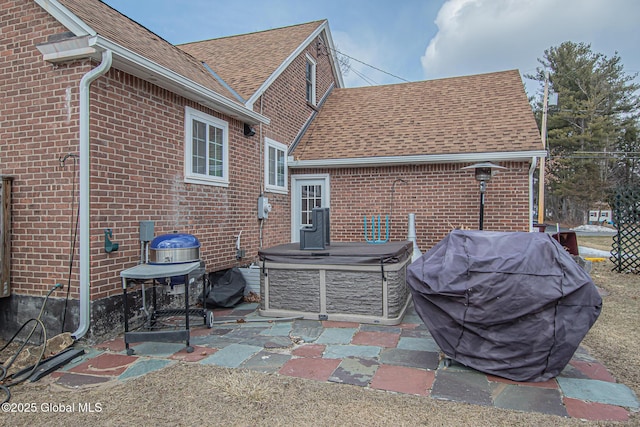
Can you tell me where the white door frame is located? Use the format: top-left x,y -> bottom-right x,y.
290,173 -> 330,242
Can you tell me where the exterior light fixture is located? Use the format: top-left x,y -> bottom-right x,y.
462,162 -> 507,230
243,123 -> 256,137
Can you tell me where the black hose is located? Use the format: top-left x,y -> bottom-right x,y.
59,153 -> 79,333
0,283 -> 60,404
0,366 -> 8,404
389,178 -> 408,227
61,204 -> 79,332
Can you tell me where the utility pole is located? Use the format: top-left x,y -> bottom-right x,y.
537,71 -> 549,225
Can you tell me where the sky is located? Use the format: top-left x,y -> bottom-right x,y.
101,0 -> 640,98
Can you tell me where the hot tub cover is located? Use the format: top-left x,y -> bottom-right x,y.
259,241 -> 412,266
406,230 -> 602,382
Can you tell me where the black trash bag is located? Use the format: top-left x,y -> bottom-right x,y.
406,229 -> 602,382
202,267 -> 246,308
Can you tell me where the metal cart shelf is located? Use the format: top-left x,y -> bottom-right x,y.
120,261 -> 212,356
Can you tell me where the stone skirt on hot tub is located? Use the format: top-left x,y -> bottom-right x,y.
258,241 -> 413,325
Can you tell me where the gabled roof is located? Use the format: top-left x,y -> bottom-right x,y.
37,0 -> 268,124
290,70 -> 544,167
178,20 -> 344,108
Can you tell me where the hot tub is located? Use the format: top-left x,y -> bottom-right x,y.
258,241 -> 413,325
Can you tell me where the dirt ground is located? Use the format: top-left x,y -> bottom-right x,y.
1,236 -> 638,427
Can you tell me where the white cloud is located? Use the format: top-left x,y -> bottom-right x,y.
330,1 -> 440,88
421,0 -> 640,89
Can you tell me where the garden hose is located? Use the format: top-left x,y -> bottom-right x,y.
0,283 -> 62,404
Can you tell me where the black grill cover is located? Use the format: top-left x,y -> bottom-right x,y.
202,267 -> 246,308
406,230 -> 602,382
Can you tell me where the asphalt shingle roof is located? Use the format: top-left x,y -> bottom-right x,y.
178,21 -> 326,101
50,3 -> 539,163
292,70 -> 542,161
57,0 -> 240,102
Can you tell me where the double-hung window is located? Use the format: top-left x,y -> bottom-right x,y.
184,106 -> 229,186
305,54 -> 316,106
265,137 -> 287,193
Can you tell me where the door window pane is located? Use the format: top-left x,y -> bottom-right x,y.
301,184 -> 322,225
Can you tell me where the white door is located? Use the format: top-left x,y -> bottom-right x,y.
291,174 -> 330,242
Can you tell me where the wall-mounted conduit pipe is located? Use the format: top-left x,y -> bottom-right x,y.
72,50 -> 112,340
529,156 -> 538,232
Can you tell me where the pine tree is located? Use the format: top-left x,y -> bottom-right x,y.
528,42 -> 640,224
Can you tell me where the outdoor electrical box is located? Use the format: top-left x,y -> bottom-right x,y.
257,196 -> 271,219
140,220 -> 155,242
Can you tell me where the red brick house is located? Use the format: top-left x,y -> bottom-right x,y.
288,70 -> 545,249
0,0 -> 544,342
0,0 -> 341,340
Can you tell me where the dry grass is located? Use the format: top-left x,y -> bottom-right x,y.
579,235 -> 616,252
2,235 -> 638,426
579,235 -> 639,399
3,364 -> 609,427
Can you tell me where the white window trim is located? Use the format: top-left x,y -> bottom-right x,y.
264,137 -> 288,194
305,53 -> 317,106
184,106 -> 229,187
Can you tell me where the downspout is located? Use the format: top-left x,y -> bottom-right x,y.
528,156 -> 538,232
72,50 -> 113,340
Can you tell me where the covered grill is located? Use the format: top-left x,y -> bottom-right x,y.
120,232 -> 211,355
407,230 -> 602,382
149,233 -> 201,264
149,233 -> 204,292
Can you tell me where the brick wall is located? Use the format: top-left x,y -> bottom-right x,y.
1,2 -> 533,340
1,0 -> 91,297
256,37 -> 338,249
1,1 -> 261,301
87,69 -> 269,300
1,2 -> 340,305
292,161 -> 531,251
3,54 -> 267,300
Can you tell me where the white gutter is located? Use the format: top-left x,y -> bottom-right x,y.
288,150 -> 548,168
528,156 -> 539,232
72,50 -> 113,340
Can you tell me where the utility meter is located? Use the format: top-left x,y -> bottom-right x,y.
257,196 -> 272,219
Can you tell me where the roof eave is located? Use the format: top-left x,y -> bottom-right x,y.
288,150 -> 547,168
36,34 -> 98,62
34,0 -> 269,125
322,21 -> 345,88
245,21 -> 343,109
35,0 -> 94,36
90,36 -> 269,125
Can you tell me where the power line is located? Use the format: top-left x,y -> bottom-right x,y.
551,151 -> 640,160
327,46 -> 411,84
349,66 -> 378,86
554,156 -> 640,160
